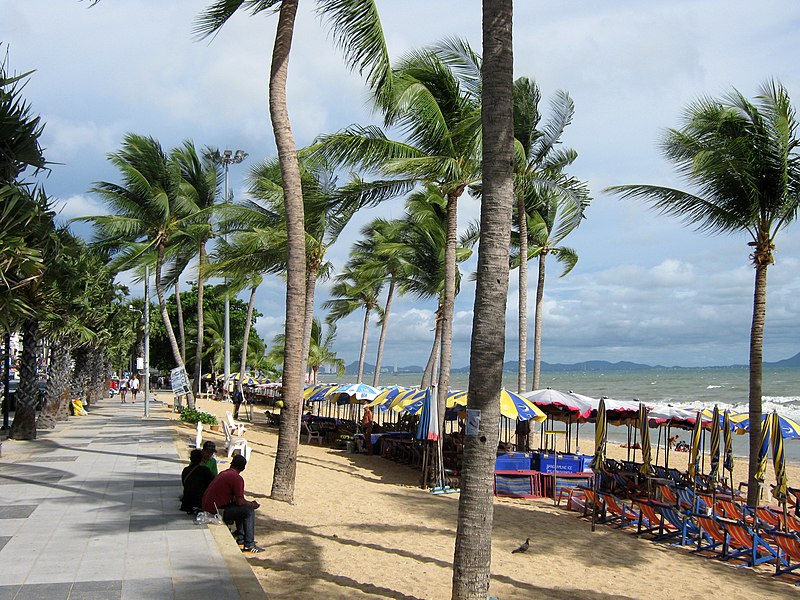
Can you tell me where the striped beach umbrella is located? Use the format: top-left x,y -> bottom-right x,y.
755,413 -> 774,484
445,389 -> 546,421
734,412 -> 800,440
709,405 -> 721,483
687,413 -> 703,480
638,403 -> 651,475
723,409 -> 734,474
591,397 -> 607,474
771,411 -> 788,502
366,385 -> 412,408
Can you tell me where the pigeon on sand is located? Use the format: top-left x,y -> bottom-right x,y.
511,538 -> 530,553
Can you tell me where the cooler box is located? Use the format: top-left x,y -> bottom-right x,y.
495,452 -> 532,471
580,455 -> 594,472
536,452 -> 582,473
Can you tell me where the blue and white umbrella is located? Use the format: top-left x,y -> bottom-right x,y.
331,382 -> 381,403
415,388 -> 440,442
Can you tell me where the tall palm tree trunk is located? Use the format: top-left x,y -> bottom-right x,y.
37,339 -> 72,429
357,309 -> 371,383
175,280 -> 186,364
301,270 -> 319,384
193,241 -> 207,394
269,0 -> 307,504
9,318 -> 40,440
531,251 -> 547,391
155,245 -> 195,408
238,285 -> 258,396
421,307 -> 443,389
517,196 -> 528,392
437,193 -> 459,427
452,1 -> 513,596
746,260 -> 768,506
373,278 -> 395,386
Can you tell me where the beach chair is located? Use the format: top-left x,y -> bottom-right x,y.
694,514 -> 729,557
598,492 -> 640,529
302,422 -> 322,444
773,531 -> 800,583
581,486 -> 603,519
654,482 -> 679,507
754,506 -> 784,532
715,497 -> 751,523
635,500 -> 670,538
226,411 -> 247,437
677,488 -> 708,513
721,519 -> 782,567
656,505 -> 707,546
222,421 -> 248,456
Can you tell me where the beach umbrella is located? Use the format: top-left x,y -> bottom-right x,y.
306,385 -> 337,402
523,389 -> 594,420
331,382 -> 381,402
733,412 -> 800,440
448,389 -> 545,422
771,411 -> 789,503
723,409 -> 734,489
415,388 -> 441,442
590,397 -> 607,532
389,388 -> 427,412
708,405 -> 721,483
687,414 -> 703,480
638,403 -> 652,476
367,385 -> 412,409
754,413 -> 774,485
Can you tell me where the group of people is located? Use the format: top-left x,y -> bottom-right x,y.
180,440 -> 264,554
118,374 -> 140,403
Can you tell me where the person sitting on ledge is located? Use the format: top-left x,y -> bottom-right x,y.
201,441 -> 218,476
202,454 -> 264,553
180,449 -> 214,515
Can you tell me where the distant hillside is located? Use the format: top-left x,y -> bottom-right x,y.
341,351 -> 799,377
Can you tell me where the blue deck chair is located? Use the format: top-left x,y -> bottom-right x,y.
656,506 -> 709,546
723,519 -> 783,568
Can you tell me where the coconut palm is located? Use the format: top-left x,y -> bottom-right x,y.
310,37 -> 483,420
348,218 -> 408,386
171,142 -> 222,393
81,133 -> 202,408
195,0 -> 391,502
607,80 -> 800,507
452,1 -> 514,596
511,78 -> 590,391
323,263 -> 383,384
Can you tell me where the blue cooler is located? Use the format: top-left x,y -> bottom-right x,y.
495,452 -> 532,471
580,455 -> 594,472
537,453 -> 582,473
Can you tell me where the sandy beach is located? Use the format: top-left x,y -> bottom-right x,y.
168,395 -> 799,599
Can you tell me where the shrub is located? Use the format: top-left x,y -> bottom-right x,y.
179,407 -> 218,426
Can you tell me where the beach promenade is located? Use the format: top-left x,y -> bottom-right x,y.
0,395 -> 267,600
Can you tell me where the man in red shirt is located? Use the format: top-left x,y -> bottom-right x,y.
201,454 -> 264,553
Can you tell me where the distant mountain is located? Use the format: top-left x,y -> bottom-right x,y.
342,351 -> 799,377
768,351 -> 800,368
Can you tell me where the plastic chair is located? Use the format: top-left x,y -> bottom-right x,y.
222,421 -> 247,456
302,422 -> 322,445
226,411 -> 247,437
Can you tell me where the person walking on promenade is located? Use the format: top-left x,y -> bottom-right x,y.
129,374 -> 140,403
362,405 -> 374,455
202,455 -> 264,553
120,376 -> 128,403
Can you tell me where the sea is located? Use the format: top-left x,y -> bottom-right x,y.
319,366 -> 800,463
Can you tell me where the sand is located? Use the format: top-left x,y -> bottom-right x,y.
168,395 -> 799,599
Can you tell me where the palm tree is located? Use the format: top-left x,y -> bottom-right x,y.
323,263 -> 383,383
171,141 -> 221,394
195,0 -> 391,503
511,78 -> 590,391
311,38 -> 483,420
607,80 -> 800,507
348,218 -> 408,386
452,1 -> 514,596
81,133 -> 201,408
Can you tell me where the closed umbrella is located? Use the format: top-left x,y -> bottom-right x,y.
755,413 -> 774,486
709,405 -> 721,484
591,397 -> 607,532
638,403 -> 651,476
723,409 -> 734,490
770,411 -> 788,506
687,414 -> 703,480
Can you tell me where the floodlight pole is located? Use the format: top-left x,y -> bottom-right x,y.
217,149 -> 247,394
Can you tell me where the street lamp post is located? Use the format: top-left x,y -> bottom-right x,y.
216,149 -> 247,395
128,264 -> 151,417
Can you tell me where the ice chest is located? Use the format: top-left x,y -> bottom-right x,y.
534,452 -> 582,473
495,452 -> 532,471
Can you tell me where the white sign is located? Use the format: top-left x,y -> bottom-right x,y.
170,367 -> 190,397
136,357 -> 144,371
466,409 -> 481,436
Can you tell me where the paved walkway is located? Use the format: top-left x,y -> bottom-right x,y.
0,395 -> 267,600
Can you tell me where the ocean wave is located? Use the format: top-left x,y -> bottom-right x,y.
706,385 -> 723,389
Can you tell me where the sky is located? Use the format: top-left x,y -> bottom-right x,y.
3,0 -> 800,370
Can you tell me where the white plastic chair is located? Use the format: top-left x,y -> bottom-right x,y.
302,422 -> 322,445
222,421 -> 247,456
226,411 -> 247,437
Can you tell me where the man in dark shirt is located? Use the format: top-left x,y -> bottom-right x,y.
180,449 -> 214,514
202,454 -> 263,553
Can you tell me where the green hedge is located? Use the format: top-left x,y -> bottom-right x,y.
179,407 -> 218,426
